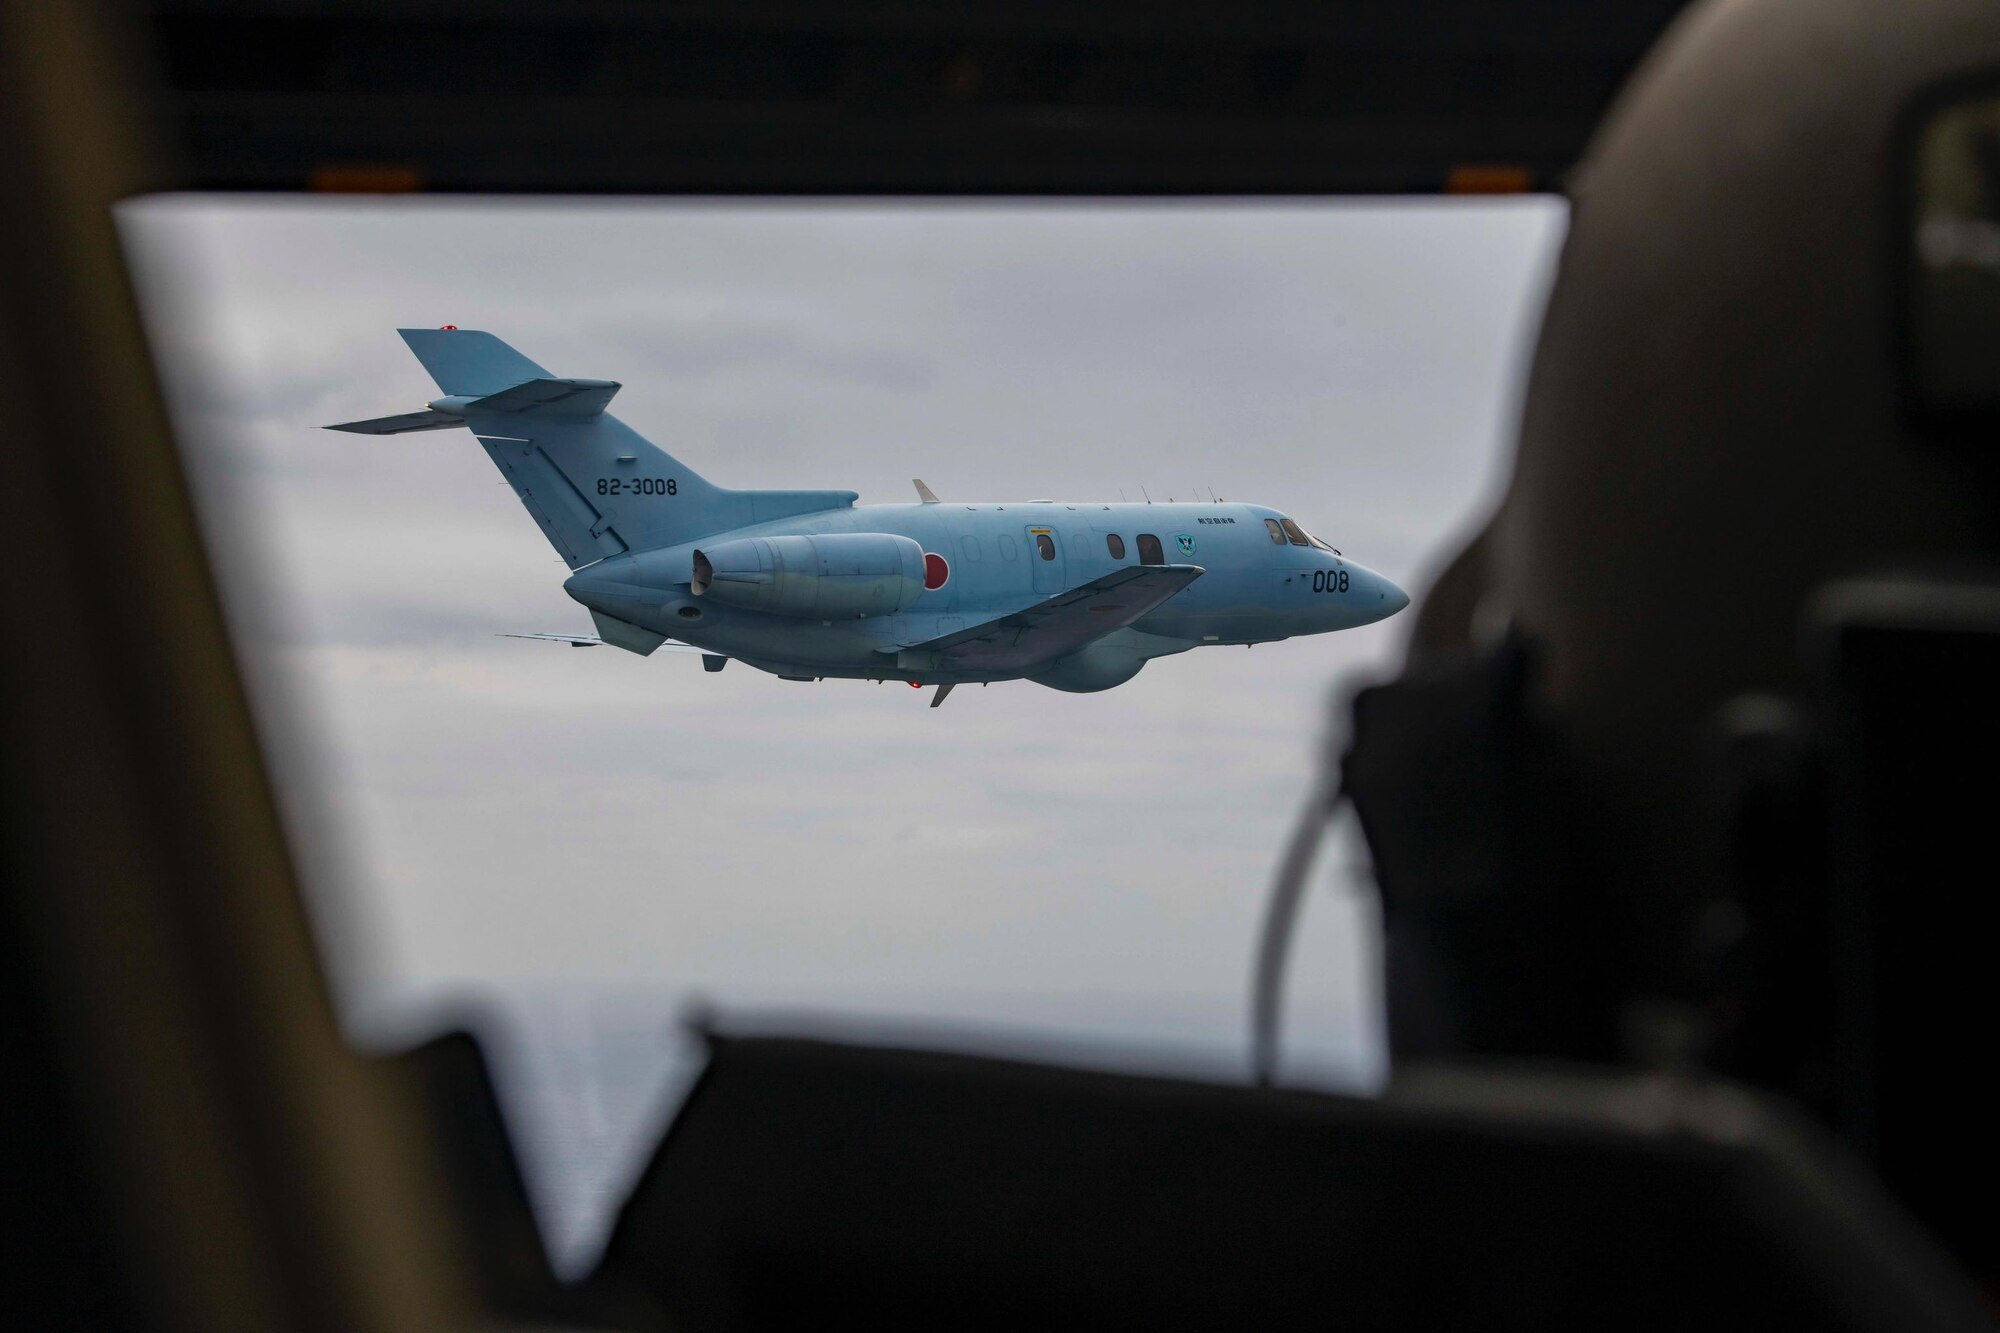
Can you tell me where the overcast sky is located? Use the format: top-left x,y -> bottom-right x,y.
117,198 -> 1563,1093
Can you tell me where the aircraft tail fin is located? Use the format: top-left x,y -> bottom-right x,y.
399,328 -> 551,396
326,329 -> 858,570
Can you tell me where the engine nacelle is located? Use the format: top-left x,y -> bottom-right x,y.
691,533 -> 926,619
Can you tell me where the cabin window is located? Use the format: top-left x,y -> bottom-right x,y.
1137,533 -> 1164,565
1264,518 -> 1287,545
1034,532 -> 1056,561
1106,533 -> 1126,559
959,535 -> 981,563
997,534 -> 1019,561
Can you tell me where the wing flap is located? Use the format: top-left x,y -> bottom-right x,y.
911,564 -> 1203,672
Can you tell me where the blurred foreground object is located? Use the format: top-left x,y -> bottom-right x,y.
137,0 -> 1688,194
0,2 -> 484,1329
593,1031 -> 1987,1331
1342,0 -> 2000,1287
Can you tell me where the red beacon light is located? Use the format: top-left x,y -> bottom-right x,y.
439,324 -> 458,330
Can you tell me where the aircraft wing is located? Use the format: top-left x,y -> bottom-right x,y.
499,633 -> 707,653
912,564 -> 1203,672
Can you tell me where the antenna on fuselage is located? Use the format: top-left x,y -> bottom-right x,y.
1141,486 -> 1151,504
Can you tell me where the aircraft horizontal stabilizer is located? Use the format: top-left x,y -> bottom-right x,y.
456,377 -> 620,420
326,378 -> 620,437
910,564 -> 1203,673
324,409 -> 466,435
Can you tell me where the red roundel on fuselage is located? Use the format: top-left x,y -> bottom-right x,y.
923,552 -> 949,590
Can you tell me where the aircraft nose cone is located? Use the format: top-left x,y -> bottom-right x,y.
1353,566 -> 1408,625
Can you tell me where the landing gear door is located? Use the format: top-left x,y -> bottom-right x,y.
1026,526 -> 1064,595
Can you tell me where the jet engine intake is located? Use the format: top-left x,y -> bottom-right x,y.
691,533 -> 927,619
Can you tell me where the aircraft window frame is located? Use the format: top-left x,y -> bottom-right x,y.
998,534 -> 1019,561
1279,517 -> 1327,549
1034,532 -> 1057,561
959,535 -> 981,563
1264,519 -> 1287,545
1106,533 -> 1126,560
1136,533 -> 1164,566
1897,71 -> 2000,439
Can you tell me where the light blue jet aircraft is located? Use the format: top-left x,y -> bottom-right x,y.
330,329 -> 1408,705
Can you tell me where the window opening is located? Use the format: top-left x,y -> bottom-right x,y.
1106,533 -> 1126,559
1137,533 -> 1164,565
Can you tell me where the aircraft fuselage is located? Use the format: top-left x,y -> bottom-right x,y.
563,500 -> 1407,690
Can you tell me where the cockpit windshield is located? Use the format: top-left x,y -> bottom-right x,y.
1279,517 -> 1336,552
